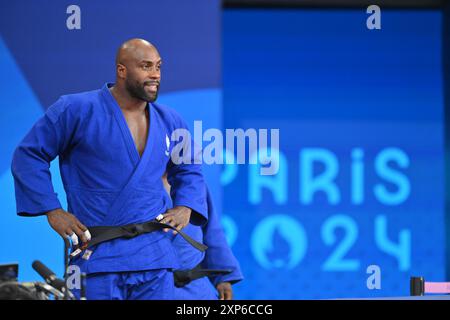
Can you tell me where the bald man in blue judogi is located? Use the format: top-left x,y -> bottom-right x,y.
11,39 -> 208,300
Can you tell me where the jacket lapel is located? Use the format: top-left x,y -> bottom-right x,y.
100,83 -> 156,225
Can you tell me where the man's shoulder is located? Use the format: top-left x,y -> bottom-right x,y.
47,90 -> 101,116
46,88 -> 103,123
60,88 -> 103,106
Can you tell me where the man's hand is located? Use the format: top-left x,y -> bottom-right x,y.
216,282 -> 233,300
46,209 -> 91,245
160,206 -> 191,234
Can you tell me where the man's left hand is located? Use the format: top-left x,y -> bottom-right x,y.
216,282 -> 233,300
160,206 -> 191,234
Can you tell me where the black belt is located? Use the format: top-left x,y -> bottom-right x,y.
173,264 -> 233,288
70,219 -> 208,259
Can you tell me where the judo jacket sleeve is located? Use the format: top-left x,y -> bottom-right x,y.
11,96 -> 78,216
166,116 -> 208,227
202,190 -> 243,286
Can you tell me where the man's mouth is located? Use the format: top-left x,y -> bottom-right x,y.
144,82 -> 159,92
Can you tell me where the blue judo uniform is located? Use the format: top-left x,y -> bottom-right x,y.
11,83 -> 208,300
172,189 -> 243,300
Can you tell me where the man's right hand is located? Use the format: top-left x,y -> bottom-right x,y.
46,209 -> 91,245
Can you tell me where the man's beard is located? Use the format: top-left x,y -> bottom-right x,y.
125,79 -> 158,102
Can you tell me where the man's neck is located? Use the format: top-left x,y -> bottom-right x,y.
110,85 -> 147,114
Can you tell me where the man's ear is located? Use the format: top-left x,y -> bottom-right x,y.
116,63 -> 127,79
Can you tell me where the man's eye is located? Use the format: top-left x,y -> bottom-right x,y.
142,65 -> 150,70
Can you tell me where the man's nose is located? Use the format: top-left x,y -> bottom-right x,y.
148,67 -> 160,79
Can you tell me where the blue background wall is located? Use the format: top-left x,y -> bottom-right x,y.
0,1 -> 447,299
223,9 -> 445,299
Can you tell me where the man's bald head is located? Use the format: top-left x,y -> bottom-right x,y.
114,38 -> 162,102
115,38 -> 159,66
